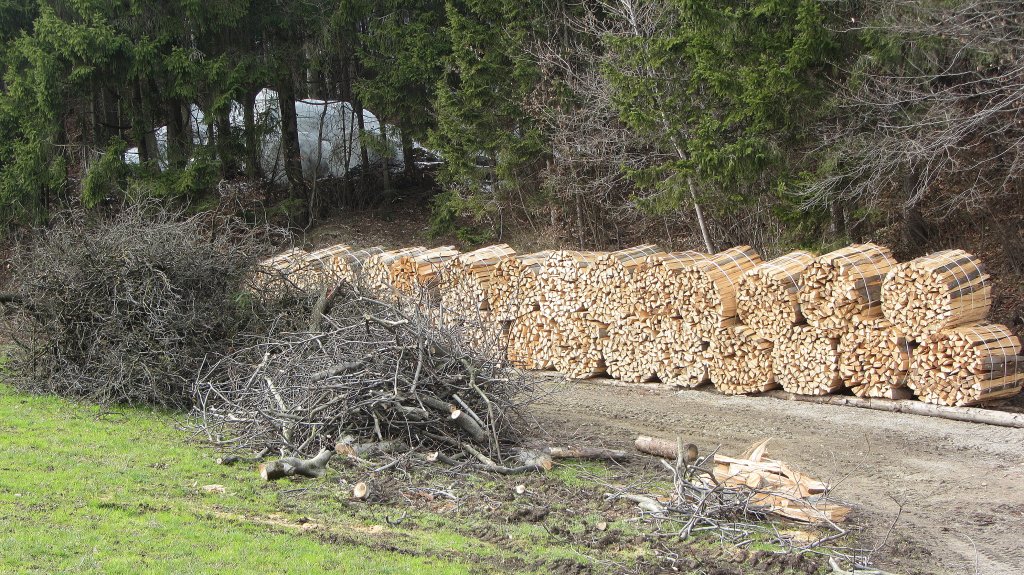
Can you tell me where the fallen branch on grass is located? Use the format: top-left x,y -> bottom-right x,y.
259,448 -> 335,481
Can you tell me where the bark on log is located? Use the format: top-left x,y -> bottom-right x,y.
259,448 -> 334,481
634,435 -> 698,462
762,391 -> 1024,428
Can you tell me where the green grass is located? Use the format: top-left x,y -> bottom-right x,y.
0,387 -> 475,574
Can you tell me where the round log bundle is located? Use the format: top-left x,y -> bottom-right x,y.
799,243 -> 895,335
736,250 -> 816,338
838,319 -> 915,399
293,244 -> 353,290
552,312 -> 609,379
537,251 -> 604,319
439,244 -> 516,314
707,324 -> 777,395
253,247 -> 310,297
330,246 -> 385,283
881,249 -> 991,340
392,246 -> 460,296
488,251 -> 551,321
363,246 -> 428,300
634,251 -> 709,318
772,326 -> 842,395
506,311 -> 558,370
603,315 -> 661,383
582,245 -> 665,322
654,318 -> 710,388
909,323 -> 1023,406
677,246 -> 763,328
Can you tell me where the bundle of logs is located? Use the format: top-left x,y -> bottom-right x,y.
254,240 -> 1022,407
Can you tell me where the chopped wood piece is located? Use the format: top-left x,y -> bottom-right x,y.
537,251 -> 605,318
439,244 -> 516,315
392,246 -> 460,296
882,249 -> 991,339
604,315 -> 661,383
635,251 -> 709,317
799,243 -> 895,335
581,245 -> 666,322
362,246 -> 428,300
654,318 -> 710,388
708,324 -> 777,395
634,435 -> 698,462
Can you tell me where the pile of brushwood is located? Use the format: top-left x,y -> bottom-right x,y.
0,205 -> 275,407
192,282 -> 535,469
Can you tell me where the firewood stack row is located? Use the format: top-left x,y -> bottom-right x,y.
258,239 -> 1022,408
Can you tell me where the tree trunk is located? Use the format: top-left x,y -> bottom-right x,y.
686,176 -> 714,253
353,98 -> 371,201
276,72 -> 307,204
243,89 -> 261,180
379,122 -> 391,192
215,110 -> 236,177
165,98 -> 188,169
400,124 -> 417,181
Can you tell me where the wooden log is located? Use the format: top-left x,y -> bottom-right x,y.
708,324 -> 778,395
762,391 -> 1024,428
634,252 -> 709,317
677,246 -> 763,329
581,245 -> 665,322
487,251 -> 552,321
653,317 -> 710,388
772,325 -> 842,395
838,319 -> 916,398
259,448 -> 334,481
799,243 -> 895,336
439,244 -> 516,315
736,250 -> 816,338
908,323 -> 1023,406
634,435 -> 699,463
552,312 -> 608,379
881,249 -> 992,339
506,310 -> 558,370
603,315 -> 661,383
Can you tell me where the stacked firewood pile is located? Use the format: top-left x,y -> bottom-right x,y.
257,240 -> 1022,407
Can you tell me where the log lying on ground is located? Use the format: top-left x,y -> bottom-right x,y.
799,243 -> 895,335
439,244 -> 516,314
708,324 -> 777,395
654,317 -> 710,388
392,246 -> 460,296
363,246 -> 427,300
259,448 -> 335,481
506,310 -> 558,369
838,319 -> 915,399
488,251 -> 552,321
603,315 -> 661,383
635,252 -> 709,317
678,246 -> 763,329
552,312 -> 608,378
909,323 -> 1023,406
762,390 -> 1024,428
772,326 -> 842,395
736,250 -> 816,338
881,249 -> 991,340
537,251 -> 604,318
582,245 -> 665,322
634,435 -> 699,463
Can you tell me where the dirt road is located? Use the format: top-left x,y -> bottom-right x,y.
529,378 -> 1024,575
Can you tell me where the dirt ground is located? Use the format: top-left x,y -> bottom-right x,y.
525,376 -> 1024,575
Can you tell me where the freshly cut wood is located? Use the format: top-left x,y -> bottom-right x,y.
772,326 -> 842,395
252,247 -> 310,297
582,245 -> 665,322
654,317 -> 710,388
736,250 -> 816,337
537,251 -> 604,319
634,252 -> 709,317
677,246 -> 763,329
838,319 -> 916,399
634,435 -> 699,463
290,244 -> 353,291
259,449 -> 334,481
506,310 -> 558,370
711,439 -> 850,524
603,315 -> 661,383
488,251 -> 552,321
881,249 -> 991,339
362,246 -> 427,299
763,391 -> 1024,428
708,324 -> 777,395
909,323 -> 1023,406
439,244 -> 516,314
799,243 -> 895,335
552,312 -> 608,379
392,245 -> 460,296
329,245 -> 385,283
448,314 -> 510,353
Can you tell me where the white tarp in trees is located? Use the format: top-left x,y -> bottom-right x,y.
125,89 -> 403,181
